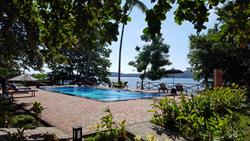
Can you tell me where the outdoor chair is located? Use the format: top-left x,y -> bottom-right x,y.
123,82 -> 128,90
159,83 -> 168,93
7,83 -> 38,103
170,88 -> 177,96
112,81 -> 128,89
8,83 -> 32,92
175,83 -> 184,92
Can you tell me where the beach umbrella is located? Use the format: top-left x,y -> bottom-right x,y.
165,68 -> 183,85
8,74 -> 38,82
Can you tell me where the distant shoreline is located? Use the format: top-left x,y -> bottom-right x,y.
109,71 -> 193,78
109,76 -> 193,78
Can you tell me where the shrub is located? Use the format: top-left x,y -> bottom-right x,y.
150,85 -> 247,140
11,114 -> 37,129
31,101 -> 44,118
1,114 -> 37,141
149,98 -> 179,131
85,108 -> 127,141
0,112 -> 13,128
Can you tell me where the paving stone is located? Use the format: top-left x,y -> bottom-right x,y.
126,122 -> 186,141
12,88 -> 183,137
12,89 -> 154,136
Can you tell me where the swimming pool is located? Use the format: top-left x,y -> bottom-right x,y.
44,87 -> 162,102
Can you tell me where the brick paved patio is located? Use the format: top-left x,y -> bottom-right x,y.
13,89 -> 158,136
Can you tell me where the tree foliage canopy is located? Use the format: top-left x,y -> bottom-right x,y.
0,0 -> 125,78
1,0 -> 249,88
188,29 -> 250,85
129,34 -> 171,89
215,0 -> 250,48
144,0 -> 249,48
0,0 -> 128,89
49,41 -> 112,85
0,0 -> 43,78
188,0 -> 250,86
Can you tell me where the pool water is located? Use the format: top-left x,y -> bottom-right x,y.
44,87 -> 162,102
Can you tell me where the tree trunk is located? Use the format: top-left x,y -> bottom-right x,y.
118,24 -> 125,84
204,76 -> 209,88
140,71 -> 146,90
141,78 -> 144,90
1,77 -> 7,95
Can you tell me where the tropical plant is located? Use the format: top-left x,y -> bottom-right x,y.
117,0 -> 147,84
31,102 -> 44,119
150,85 -> 248,140
134,134 -> 171,141
129,34 -> 171,89
0,114 -> 37,141
85,108 -> 127,141
150,97 -> 180,131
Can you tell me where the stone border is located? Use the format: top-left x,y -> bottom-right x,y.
0,127 -> 70,141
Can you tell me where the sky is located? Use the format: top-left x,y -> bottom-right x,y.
109,2 -> 217,73
28,2 -> 217,74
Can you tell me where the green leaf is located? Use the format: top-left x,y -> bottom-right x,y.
127,16 -> 132,22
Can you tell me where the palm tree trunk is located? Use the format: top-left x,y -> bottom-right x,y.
140,70 -> 146,90
141,78 -> 144,90
118,24 -> 125,84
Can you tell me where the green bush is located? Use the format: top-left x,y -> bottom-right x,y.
0,98 -> 40,141
0,112 -> 13,128
85,108 -> 127,141
31,101 -> 44,118
11,114 -> 37,129
149,98 -> 179,131
150,84 -> 247,141
1,114 -> 37,141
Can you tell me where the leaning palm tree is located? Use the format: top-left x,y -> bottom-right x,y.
117,0 -> 147,84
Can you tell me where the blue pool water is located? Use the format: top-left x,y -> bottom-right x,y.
44,87 -> 162,102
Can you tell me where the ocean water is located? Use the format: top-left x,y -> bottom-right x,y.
109,77 -> 200,89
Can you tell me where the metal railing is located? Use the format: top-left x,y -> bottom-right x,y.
136,81 -> 205,95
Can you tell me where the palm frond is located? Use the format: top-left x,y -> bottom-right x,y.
133,0 -> 148,12
124,0 -> 148,13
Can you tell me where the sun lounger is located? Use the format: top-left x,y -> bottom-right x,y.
7,89 -> 38,103
6,83 -> 38,102
8,88 -> 37,96
159,83 -> 168,93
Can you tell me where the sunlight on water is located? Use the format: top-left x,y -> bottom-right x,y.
45,87 -> 163,102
